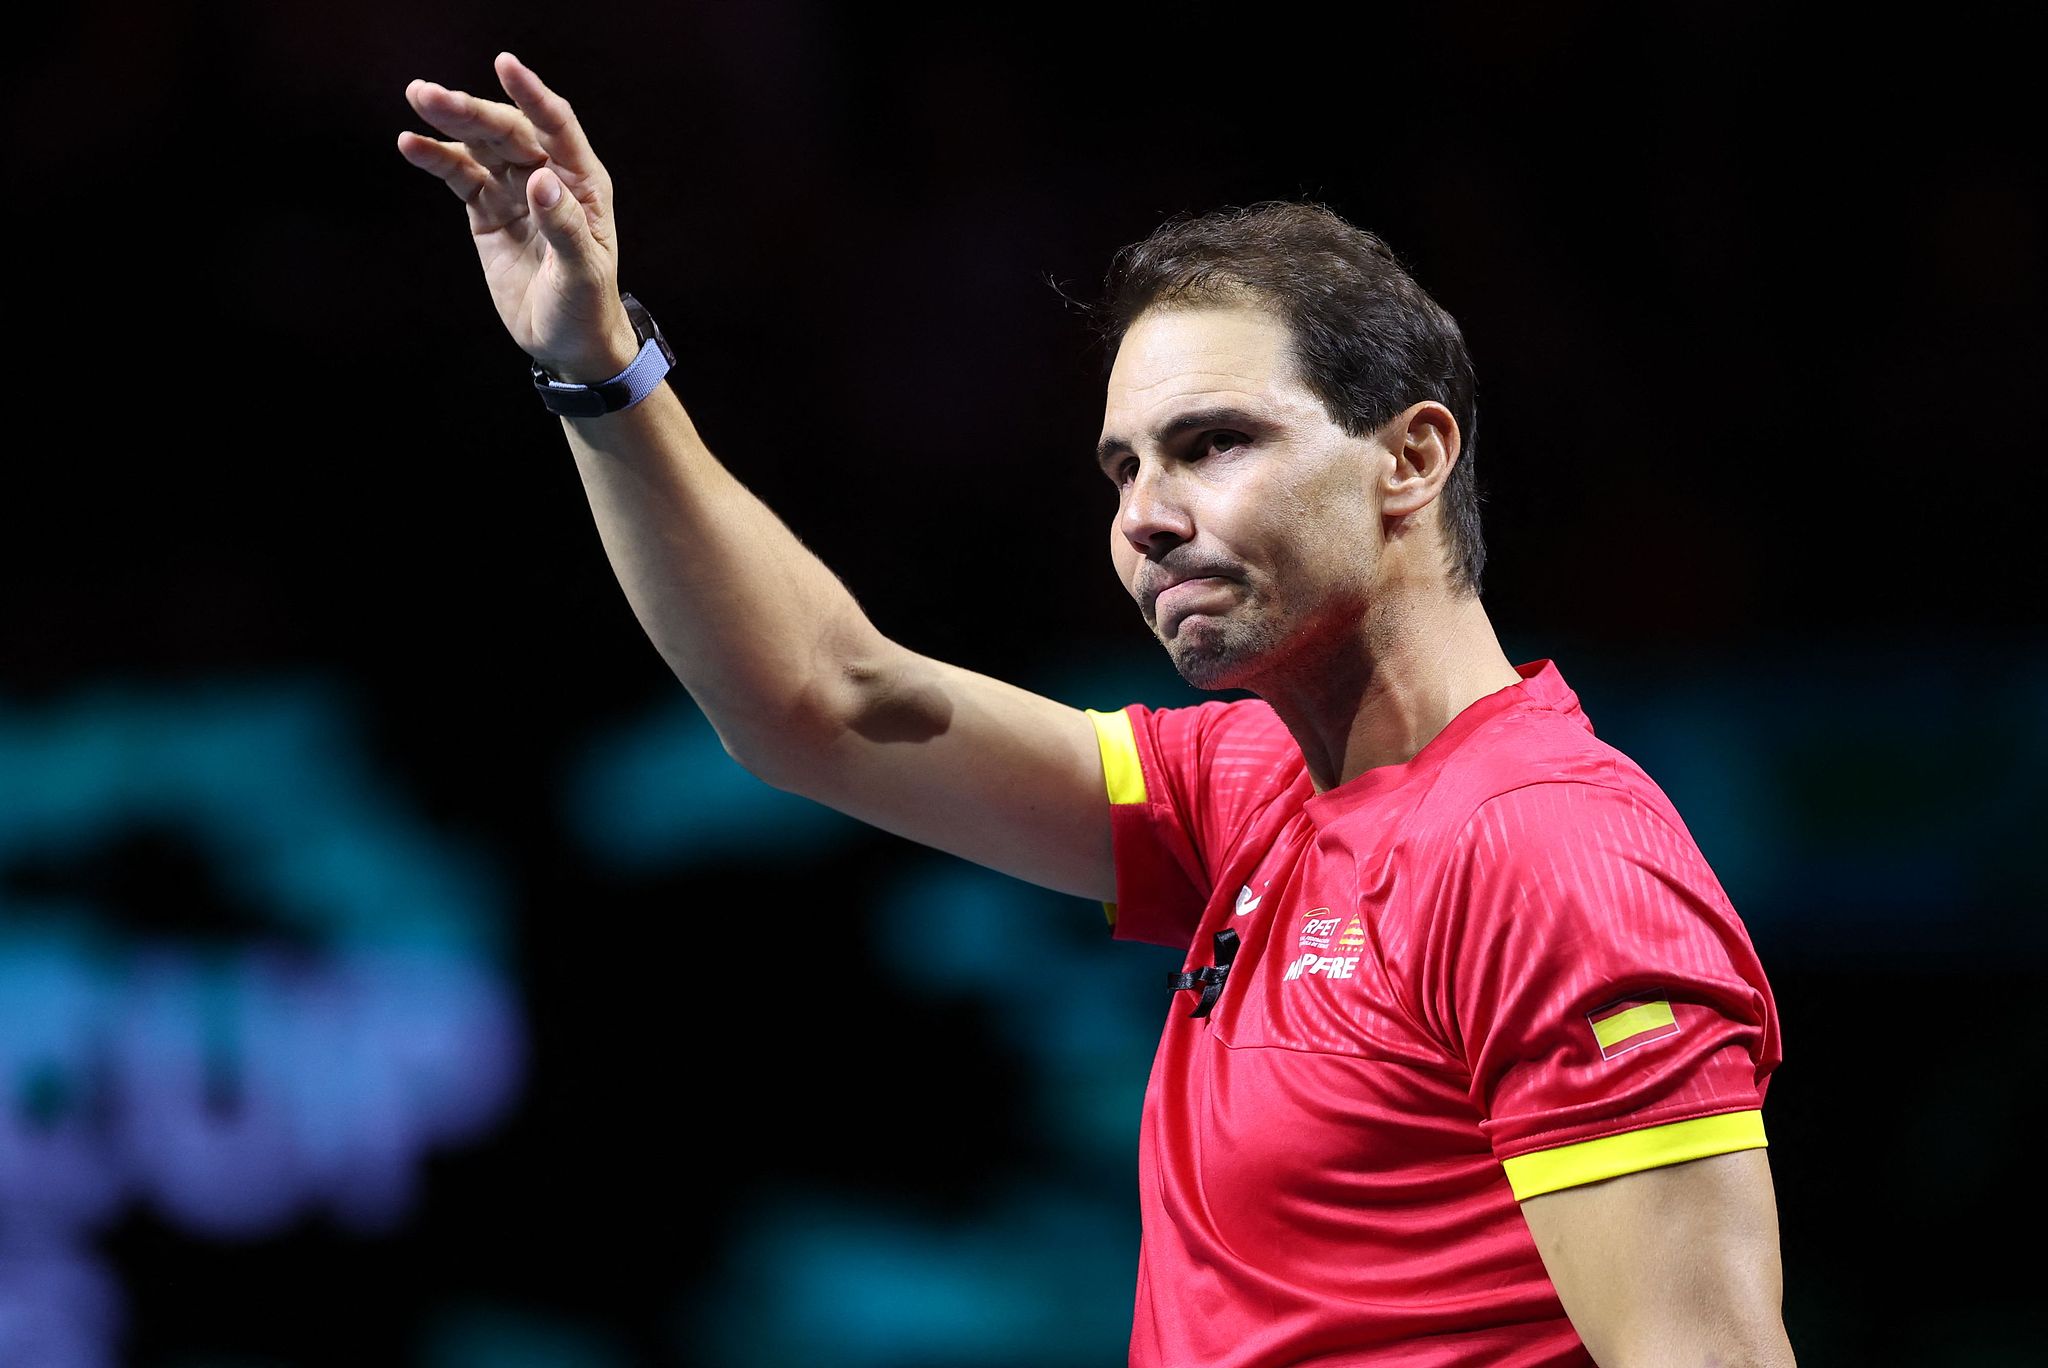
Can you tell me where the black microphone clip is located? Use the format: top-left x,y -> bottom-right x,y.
1168,927 -> 1241,1019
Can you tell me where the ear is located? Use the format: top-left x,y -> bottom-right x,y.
1380,401 -> 1461,518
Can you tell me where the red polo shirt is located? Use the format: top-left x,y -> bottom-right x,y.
1088,659 -> 1782,1367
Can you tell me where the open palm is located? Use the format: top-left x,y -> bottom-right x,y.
397,52 -> 633,379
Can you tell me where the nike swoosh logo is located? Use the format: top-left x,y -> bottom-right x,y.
1234,886 -> 1262,917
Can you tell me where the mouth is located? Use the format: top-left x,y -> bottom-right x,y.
1149,575 -> 1236,634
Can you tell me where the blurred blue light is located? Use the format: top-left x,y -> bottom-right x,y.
0,679 -> 506,957
0,678 -> 524,1362
695,1187 -> 1136,1367
566,698 -> 863,868
421,1302 -> 632,1368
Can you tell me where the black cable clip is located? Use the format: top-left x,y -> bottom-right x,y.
1168,927 -> 1240,1019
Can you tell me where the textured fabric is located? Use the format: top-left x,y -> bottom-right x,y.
1100,659 -> 1782,1368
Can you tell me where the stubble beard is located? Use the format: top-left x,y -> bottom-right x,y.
1158,605 -> 1289,692
1157,575 -> 1374,695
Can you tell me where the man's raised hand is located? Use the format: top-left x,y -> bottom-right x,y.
397,52 -> 638,383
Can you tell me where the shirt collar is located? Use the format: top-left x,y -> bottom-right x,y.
1299,658 -> 1582,824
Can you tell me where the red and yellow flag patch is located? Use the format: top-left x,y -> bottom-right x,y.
1586,995 -> 1680,1059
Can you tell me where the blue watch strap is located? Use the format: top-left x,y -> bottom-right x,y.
533,334 -> 673,417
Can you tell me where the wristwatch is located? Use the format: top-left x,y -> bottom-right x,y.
530,292 -> 675,417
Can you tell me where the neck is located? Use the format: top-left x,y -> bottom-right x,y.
1252,587 -> 1523,793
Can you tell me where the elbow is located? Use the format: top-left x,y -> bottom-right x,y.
712,647 -> 925,794
715,722 -> 774,784
712,700 -> 839,794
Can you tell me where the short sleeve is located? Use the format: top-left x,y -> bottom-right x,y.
1085,699 -> 1301,950
1422,780 -> 1783,1200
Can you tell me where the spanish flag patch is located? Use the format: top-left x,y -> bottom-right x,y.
1586,995 -> 1680,1059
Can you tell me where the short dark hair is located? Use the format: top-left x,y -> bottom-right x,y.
1085,201 -> 1485,596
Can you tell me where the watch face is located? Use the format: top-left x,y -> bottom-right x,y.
621,293 -> 674,363
621,293 -> 650,337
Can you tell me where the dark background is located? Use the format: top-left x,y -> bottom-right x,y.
5,2 -> 2043,1364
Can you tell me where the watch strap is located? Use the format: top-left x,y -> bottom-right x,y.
531,293 -> 675,417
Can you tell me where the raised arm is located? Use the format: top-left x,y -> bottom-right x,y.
397,53 -> 1113,901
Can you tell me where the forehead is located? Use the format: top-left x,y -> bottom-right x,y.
1099,304 -> 1317,442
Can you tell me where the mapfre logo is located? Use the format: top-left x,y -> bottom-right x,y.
1285,911 -> 1367,981
1282,952 -> 1360,981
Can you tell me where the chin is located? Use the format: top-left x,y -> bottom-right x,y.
1163,629 -> 1265,693
1171,659 -> 1249,692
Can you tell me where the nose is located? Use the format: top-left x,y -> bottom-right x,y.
1119,459 -> 1194,556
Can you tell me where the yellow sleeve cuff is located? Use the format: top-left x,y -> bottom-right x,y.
1085,707 -> 1147,805
1502,1109 -> 1768,1200
1085,707 -> 1147,929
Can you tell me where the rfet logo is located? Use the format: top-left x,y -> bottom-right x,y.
1299,909 -> 1341,949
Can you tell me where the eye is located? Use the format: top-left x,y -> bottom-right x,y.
1201,430 -> 1250,455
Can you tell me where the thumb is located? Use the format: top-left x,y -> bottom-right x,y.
526,166 -> 596,263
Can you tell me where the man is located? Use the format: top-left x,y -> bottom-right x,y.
398,51 -> 1795,1367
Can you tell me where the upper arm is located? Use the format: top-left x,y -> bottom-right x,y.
1518,1148 -> 1795,1367
740,642 -> 1117,902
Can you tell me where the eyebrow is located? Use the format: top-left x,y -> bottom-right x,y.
1094,406 -> 1268,472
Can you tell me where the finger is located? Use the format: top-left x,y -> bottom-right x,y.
405,77 -> 549,174
493,53 -> 607,183
525,165 -> 603,276
395,131 -> 496,207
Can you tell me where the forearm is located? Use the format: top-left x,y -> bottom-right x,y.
555,373 -> 892,764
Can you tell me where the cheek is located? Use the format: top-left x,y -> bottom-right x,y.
1108,524 -> 1137,589
1254,509 -> 1357,600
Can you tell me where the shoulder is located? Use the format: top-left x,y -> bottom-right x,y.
1104,697 -> 1309,868
1438,694 -> 1699,860
1437,773 -> 1748,973
1468,775 -> 1691,848
1422,771 -> 1770,1051
1341,707 -> 1726,928
1121,694 -> 1289,745
1113,695 -> 1301,791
